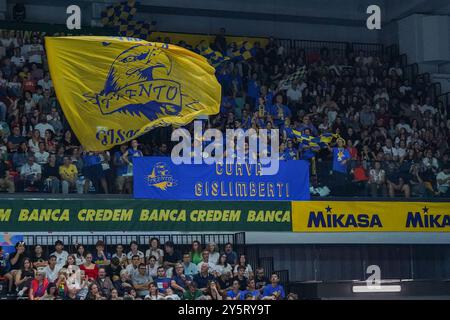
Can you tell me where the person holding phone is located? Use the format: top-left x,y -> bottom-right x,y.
4,241 -> 28,294
15,258 -> 35,297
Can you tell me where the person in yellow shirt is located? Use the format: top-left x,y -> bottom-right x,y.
59,156 -> 78,194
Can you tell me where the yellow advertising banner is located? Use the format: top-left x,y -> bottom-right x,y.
292,201 -> 450,232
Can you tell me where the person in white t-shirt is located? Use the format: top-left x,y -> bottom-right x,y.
43,255 -> 62,283
367,161 -> 387,197
20,156 -> 42,190
35,117 -> 55,138
382,139 -> 398,158
37,73 -> 53,91
127,241 -> 144,264
419,97 -> 437,115
197,250 -> 217,274
111,244 -> 127,266
50,240 -> 69,268
399,80 -> 412,95
145,255 -> 160,278
125,254 -> 141,278
215,254 -> 233,276
206,242 -> 220,265
11,47 -> 26,68
34,142 -> 49,165
422,150 -> 439,172
233,254 -> 253,279
286,82 -> 302,103
27,37 -> 44,64
145,237 -> 164,264
436,166 -> 450,196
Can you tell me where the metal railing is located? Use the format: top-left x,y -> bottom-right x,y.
258,257 -> 275,279
279,38 -> 383,58
403,63 -> 419,83
398,54 -> 408,68
274,269 -> 290,292
22,232 -> 246,256
385,44 -> 399,60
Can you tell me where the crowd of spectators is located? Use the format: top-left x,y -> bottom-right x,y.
0,239 -> 296,300
0,29 -> 449,197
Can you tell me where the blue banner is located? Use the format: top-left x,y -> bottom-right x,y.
133,157 -> 310,201
0,233 -> 24,254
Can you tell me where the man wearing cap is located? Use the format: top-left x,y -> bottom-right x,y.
50,240 -> 69,268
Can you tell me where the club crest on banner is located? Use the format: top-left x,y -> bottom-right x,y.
145,162 -> 177,191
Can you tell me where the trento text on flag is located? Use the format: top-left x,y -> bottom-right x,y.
45,36 -> 221,151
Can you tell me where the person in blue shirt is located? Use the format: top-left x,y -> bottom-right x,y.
154,266 -> 171,294
92,240 -> 111,267
297,115 -> 318,136
331,138 -> 351,174
113,144 -> 131,194
240,109 -> 252,129
239,278 -> 260,300
270,94 -> 291,128
259,86 -> 274,111
182,253 -> 198,277
171,263 -> 192,296
299,142 -> 319,160
283,139 -> 298,160
262,273 -> 285,300
193,264 -> 215,292
246,73 -> 259,107
224,243 -> 238,266
298,129 -> 320,160
329,137 -> 351,196
226,279 -> 241,300
82,151 -> 105,194
217,66 -> 232,94
126,140 -> 143,158
220,91 -> 237,115
231,67 -> 243,93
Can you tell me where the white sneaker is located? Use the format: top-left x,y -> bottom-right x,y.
17,288 -> 26,297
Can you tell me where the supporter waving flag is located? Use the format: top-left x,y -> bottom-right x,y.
285,128 -> 340,150
45,36 -> 221,151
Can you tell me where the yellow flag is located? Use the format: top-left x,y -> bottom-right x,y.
45,36 -> 221,151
